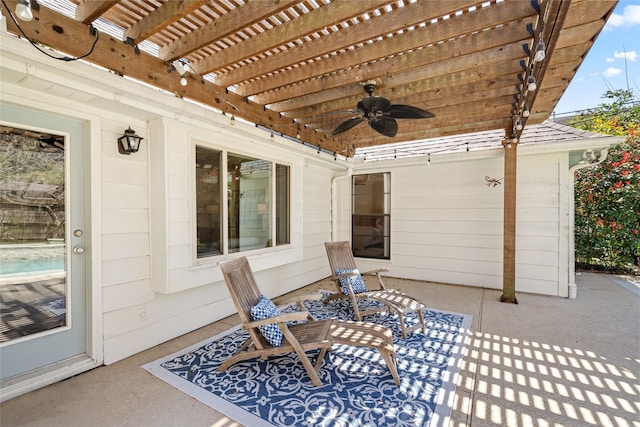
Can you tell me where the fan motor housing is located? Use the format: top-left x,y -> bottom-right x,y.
363,81 -> 377,95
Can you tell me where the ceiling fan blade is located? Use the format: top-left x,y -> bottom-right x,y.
361,96 -> 392,112
332,117 -> 366,135
369,116 -> 398,137
387,104 -> 435,119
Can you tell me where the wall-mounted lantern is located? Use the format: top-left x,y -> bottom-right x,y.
117,127 -> 143,155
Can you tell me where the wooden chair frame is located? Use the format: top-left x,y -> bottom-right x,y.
324,241 -> 427,339
218,257 -> 334,387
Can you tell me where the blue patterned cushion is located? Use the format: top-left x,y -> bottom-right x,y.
250,295 -> 283,347
336,268 -> 368,295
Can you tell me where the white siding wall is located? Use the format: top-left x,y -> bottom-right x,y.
103,121 -> 343,364
350,149 -> 569,298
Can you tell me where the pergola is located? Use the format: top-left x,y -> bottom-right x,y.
2,0 -> 617,301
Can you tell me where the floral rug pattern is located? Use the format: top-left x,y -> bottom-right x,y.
143,293 -> 471,427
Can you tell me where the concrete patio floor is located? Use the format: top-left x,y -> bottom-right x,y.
1,272 -> 638,427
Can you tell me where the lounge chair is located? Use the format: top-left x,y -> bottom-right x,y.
218,257 -> 334,386
324,241 -> 427,339
218,256 -> 400,386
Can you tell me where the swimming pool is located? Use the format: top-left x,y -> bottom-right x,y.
0,244 -> 66,276
1,257 -> 66,275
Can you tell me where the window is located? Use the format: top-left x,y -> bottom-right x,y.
352,173 -> 390,259
195,147 -> 222,257
275,164 -> 290,246
196,147 -> 290,258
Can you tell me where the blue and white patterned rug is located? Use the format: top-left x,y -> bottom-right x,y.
143,293 -> 472,427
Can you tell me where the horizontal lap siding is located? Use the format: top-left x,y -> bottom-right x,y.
516,155 -> 562,295
359,152 -> 564,295
100,117 -> 157,362
299,163 -> 334,281
103,121 -> 339,363
389,157 -> 503,288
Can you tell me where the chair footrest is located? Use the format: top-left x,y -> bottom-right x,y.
331,321 -> 400,385
366,290 -> 427,313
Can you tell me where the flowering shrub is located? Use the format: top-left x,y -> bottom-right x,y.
571,90 -> 640,273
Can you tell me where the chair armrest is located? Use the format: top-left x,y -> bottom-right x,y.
244,311 -> 310,329
361,268 -> 390,290
361,268 -> 389,275
333,270 -> 360,283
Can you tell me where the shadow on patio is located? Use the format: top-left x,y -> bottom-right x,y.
1,272 -> 638,427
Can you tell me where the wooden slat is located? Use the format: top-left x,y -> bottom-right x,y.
75,0 -> 119,24
555,20 -> 611,49
562,0 -> 617,27
212,0 -> 482,87
192,0 -> 391,77
124,0 -> 206,44
348,118 -> 512,150
158,0 -> 300,61
245,2 -> 536,100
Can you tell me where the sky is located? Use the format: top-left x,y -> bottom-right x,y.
553,1 -> 640,117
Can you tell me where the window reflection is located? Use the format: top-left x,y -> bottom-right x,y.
352,173 -> 390,259
195,146 -> 290,257
0,126 -> 67,342
227,154 -> 272,253
195,147 -> 222,257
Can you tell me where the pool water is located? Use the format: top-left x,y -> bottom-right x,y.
0,257 -> 66,275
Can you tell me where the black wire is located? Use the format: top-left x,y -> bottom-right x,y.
1,0 -> 99,62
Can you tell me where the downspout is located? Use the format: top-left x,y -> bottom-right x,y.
567,148 -> 608,299
331,168 -> 353,242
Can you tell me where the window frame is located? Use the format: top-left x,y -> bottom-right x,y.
351,172 -> 391,260
193,143 -> 292,264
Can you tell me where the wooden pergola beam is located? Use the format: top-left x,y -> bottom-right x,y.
2,0 -> 336,152
75,0 -> 118,24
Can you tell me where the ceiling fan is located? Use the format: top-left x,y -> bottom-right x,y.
331,80 -> 435,137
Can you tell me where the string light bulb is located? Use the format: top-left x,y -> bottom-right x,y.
534,40 -> 546,62
515,118 -> 523,131
522,106 -> 530,118
172,60 -> 188,86
15,0 -> 33,21
527,75 -> 537,91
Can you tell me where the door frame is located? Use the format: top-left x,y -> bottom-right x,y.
0,96 -> 103,402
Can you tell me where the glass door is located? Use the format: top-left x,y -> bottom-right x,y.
0,104 -> 87,381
